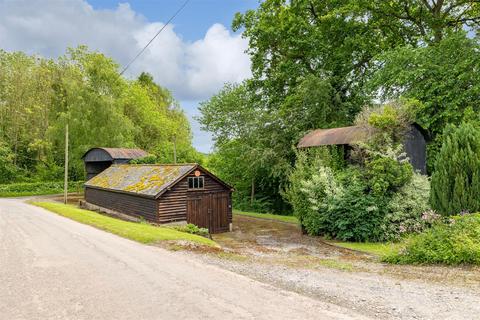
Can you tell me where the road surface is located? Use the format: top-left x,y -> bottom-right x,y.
0,199 -> 368,320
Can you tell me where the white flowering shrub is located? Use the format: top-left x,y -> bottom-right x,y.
381,173 -> 433,241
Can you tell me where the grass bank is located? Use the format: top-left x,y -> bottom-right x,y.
32,202 -> 217,247
233,209 -> 298,224
0,181 -> 84,197
332,241 -> 400,256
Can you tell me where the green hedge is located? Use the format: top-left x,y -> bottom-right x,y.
383,213 -> 480,265
0,181 -> 84,197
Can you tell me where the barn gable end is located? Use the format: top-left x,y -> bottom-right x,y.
82,147 -> 149,180
157,167 -> 232,224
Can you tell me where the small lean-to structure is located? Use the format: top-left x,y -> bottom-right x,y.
84,164 -> 233,233
82,147 -> 149,180
298,124 -> 427,174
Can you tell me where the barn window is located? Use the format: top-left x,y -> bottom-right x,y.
188,176 -> 204,189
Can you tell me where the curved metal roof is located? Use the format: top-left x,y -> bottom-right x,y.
298,126 -> 372,148
82,147 -> 149,160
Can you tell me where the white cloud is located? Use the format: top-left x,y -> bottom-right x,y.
186,23 -> 252,98
0,0 -> 252,152
0,0 -> 251,101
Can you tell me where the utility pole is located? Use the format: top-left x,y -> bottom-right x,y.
173,134 -> 177,164
63,123 -> 69,204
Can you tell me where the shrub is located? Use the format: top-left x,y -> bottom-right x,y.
171,223 -> 209,237
232,194 -> 274,213
326,181 -> 387,242
430,123 -> 480,215
384,213 -> 480,265
365,154 -> 413,196
286,148 -> 425,242
355,99 -> 420,143
33,161 -> 64,181
0,142 -> 19,184
299,165 -> 344,236
0,181 -> 84,197
129,155 -> 158,164
283,148 -> 343,229
381,174 -> 433,241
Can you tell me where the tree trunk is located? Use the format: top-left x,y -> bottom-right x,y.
250,178 -> 255,207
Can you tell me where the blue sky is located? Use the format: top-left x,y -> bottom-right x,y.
0,0 -> 259,153
90,0 -> 259,41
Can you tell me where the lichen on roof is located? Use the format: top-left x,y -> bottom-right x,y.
85,164 -> 196,197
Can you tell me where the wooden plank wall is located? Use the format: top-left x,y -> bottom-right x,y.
157,179 -> 189,223
85,187 -> 158,222
158,169 -> 232,224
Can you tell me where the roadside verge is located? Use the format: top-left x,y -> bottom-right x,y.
31,201 -> 218,247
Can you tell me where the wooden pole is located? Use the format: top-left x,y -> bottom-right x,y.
63,123 -> 69,204
173,135 -> 177,164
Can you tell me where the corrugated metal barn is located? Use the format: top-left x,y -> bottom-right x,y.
84,164 -> 233,233
82,147 -> 149,180
298,124 -> 427,174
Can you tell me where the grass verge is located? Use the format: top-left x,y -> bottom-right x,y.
332,241 -> 400,256
233,209 -> 298,224
32,202 -> 218,247
0,181 -> 83,197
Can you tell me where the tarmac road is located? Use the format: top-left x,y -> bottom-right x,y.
0,198 -> 368,320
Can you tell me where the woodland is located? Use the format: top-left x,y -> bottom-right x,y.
0,46 -> 200,183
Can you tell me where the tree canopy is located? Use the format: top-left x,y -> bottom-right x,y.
0,46 -> 199,183
200,0 -> 480,213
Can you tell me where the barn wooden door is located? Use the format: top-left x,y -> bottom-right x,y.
186,194 -> 209,230
209,192 -> 229,233
187,192 -> 229,233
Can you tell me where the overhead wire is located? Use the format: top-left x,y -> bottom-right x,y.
120,0 -> 190,75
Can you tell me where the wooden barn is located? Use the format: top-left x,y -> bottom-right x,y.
82,147 -> 149,180
298,124 -> 427,174
84,164 -> 233,233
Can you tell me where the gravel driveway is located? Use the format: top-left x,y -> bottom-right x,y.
191,215 -> 480,320
0,198 -> 366,320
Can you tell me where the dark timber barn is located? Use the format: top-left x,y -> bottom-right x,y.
82,147 -> 149,180
298,124 -> 427,174
84,164 -> 233,233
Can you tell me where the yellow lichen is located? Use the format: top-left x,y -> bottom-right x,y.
88,164 -> 192,195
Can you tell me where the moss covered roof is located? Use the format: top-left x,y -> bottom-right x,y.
85,164 -> 196,197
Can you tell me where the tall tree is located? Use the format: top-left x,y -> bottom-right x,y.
200,0 -> 480,212
430,122 -> 480,215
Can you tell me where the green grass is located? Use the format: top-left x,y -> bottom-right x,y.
0,181 -> 83,197
332,241 -> 400,256
32,202 -> 218,247
317,259 -> 355,271
233,209 -> 298,224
